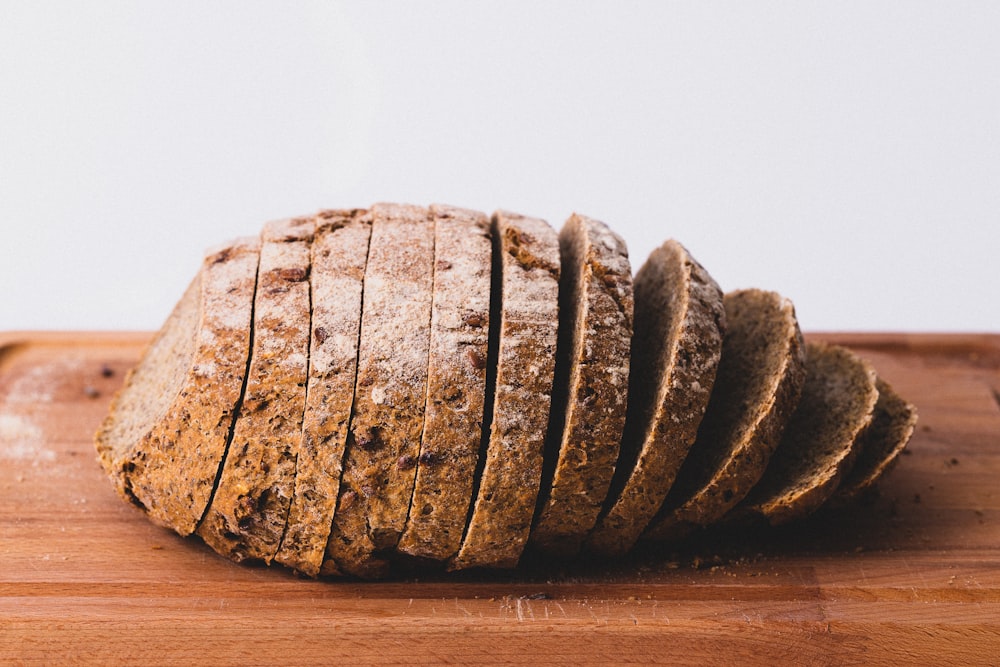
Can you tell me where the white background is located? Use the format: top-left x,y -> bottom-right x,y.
1,2 -> 997,332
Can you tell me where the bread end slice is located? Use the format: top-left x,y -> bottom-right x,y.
94,236 -> 260,536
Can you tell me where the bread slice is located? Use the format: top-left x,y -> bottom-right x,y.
530,213 -> 633,557
731,341 -> 879,525
196,218 -> 314,563
94,235 -> 260,536
274,210 -> 371,577
395,205 -> 492,561
326,203 -> 434,578
642,289 -> 805,541
584,240 -> 725,558
834,376 -> 917,502
450,210 -> 560,571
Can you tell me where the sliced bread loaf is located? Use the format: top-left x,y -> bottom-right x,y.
584,240 -> 725,558
731,341 -> 879,525
326,203 -> 434,578
643,289 -> 805,541
95,235 -> 260,535
196,218 -> 314,563
395,204 -> 492,561
834,376 -> 917,502
96,202 -> 918,579
450,210 -> 560,571
275,210 -> 371,577
530,213 -> 633,557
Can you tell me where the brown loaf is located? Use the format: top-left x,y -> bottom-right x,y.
94,203 -> 915,579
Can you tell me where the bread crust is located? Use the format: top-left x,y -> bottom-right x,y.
196,218 -> 314,563
585,240 -> 724,558
395,205 -> 492,561
275,210 -> 371,576
643,289 -> 805,541
530,213 -> 633,557
95,235 -> 260,536
450,211 -> 560,571
325,204 -> 434,578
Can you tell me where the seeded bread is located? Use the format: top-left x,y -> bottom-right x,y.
96,203 -> 919,579
273,210 -> 371,577
732,341 -> 879,525
196,218 -> 314,563
834,376 -> 917,502
395,205 -> 492,561
530,213 -> 633,557
326,203 -> 434,578
585,240 -> 725,558
95,235 -> 260,535
643,289 -> 805,541
450,211 -> 560,571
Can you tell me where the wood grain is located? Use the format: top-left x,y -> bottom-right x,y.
1,331 -> 999,665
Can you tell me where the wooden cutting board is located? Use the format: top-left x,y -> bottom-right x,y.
2,331 -> 998,665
